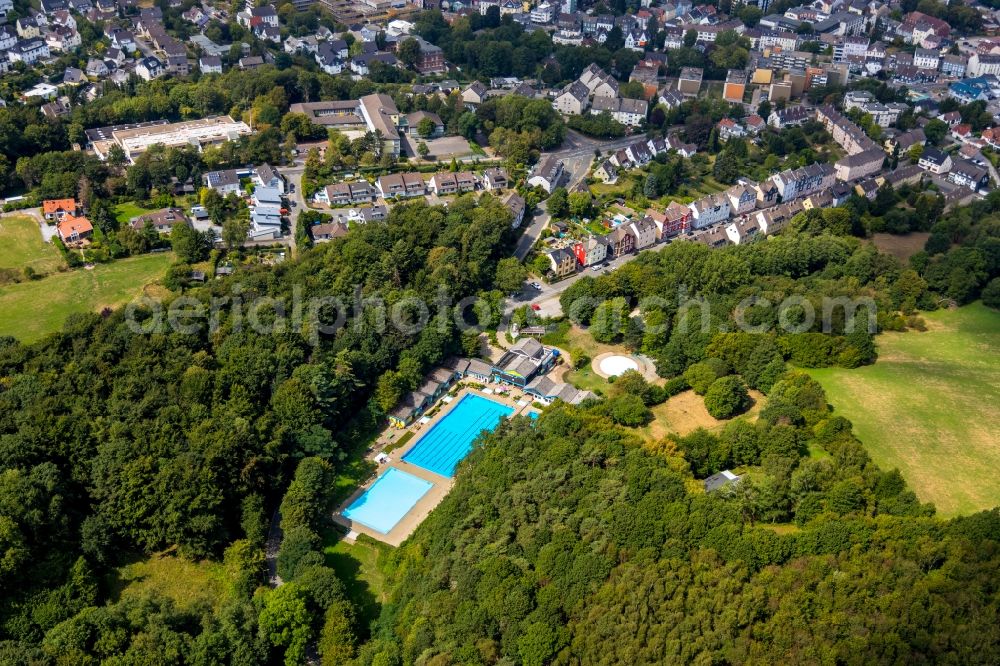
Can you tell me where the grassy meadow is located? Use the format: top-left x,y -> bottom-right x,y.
809,304 -> 1000,517
0,214 -> 64,275
0,253 -> 174,342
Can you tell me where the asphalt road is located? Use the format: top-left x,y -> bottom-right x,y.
503,232 -> 703,319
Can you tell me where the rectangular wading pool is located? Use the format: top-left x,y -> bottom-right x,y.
341,468 -> 433,534
402,393 -> 514,477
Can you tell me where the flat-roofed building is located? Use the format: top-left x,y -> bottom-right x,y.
288,100 -> 366,130
677,67 -> 703,95
90,116 -> 252,163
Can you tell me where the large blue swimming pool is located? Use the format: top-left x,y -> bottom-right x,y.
342,468 -> 433,534
402,393 -> 514,477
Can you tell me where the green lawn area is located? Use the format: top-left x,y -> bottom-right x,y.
808,303 -> 1000,517
114,202 -> 159,224
322,531 -> 388,634
564,364 -> 610,394
0,252 -> 174,342
108,551 -> 228,611
0,214 -> 64,274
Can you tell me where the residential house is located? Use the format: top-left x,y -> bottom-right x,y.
967,53 -> 1000,77
85,58 -> 109,77
462,81 -> 488,109
57,214 -> 93,243
834,148 -> 885,182
768,105 -> 812,129
658,89 -> 685,110
593,160 -> 618,184
940,54 -> 966,78
16,17 -> 40,39
310,221 -> 349,242
918,146 -> 951,174
199,55 -> 223,74
689,194 -> 730,229
948,160 -> 989,190
573,235 -> 608,266
42,198 -> 77,220
428,171 -> 477,195
502,191 -> 526,228
717,118 -> 746,141
8,38 -> 49,64
130,208 -> 188,235
666,134 -> 697,157
528,155 -> 563,193
135,56 -> 164,81
553,80 -> 590,115
725,183 -> 757,215
628,216 -> 657,249
314,42 -> 343,75
253,164 -> 285,194
376,172 -> 426,198
413,36 -> 446,74
913,48 -> 939,70
204,169 -> 241,195
546,247 -> 577,278
482,167 -> 509,191
589,96 -> 647,126
316,181 -> 376,205
578,63 -> 618,98
606,226 -> 635,258
648,200 -> 691,239
772,162 -> 836,200
0,25 -> 17,51
724,218 -> 761,245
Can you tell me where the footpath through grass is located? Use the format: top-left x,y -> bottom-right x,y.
808,303 -> 1000,517
0,214 -> 64,274
0,253 -> 174,342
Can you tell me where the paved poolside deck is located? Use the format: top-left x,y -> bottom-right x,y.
332,386 -> 535,546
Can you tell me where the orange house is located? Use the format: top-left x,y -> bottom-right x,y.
57,214 -> 93,243
42,198 -> 78,220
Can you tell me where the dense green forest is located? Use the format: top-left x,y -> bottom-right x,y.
0,197 -> 516,663
369,386 -> 999,664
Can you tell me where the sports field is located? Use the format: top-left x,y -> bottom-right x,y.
0,214 -> 64,275
809,304 -> 1000,517
0,253 -> 174,342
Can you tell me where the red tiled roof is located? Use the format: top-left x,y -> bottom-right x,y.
57,214 -> 93,239
43,198 -> 76,214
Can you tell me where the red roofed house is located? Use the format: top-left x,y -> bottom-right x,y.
57,214 -> 93,243
716,117 -> 746,141
745,115 -> 766,134
951,124 -> 972,143
43,198 -> 78,221
981,127 -> 1000,150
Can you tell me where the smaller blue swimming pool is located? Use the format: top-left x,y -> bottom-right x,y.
403,393 -> 514,477
342,468 -> 433,534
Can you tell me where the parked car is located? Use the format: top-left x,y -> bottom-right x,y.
590,264 -> 602,271
530,282 -> 542,290
531,304 -> 541,311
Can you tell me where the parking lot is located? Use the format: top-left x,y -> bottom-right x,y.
402,135 -> 483,161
